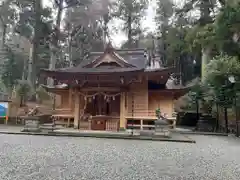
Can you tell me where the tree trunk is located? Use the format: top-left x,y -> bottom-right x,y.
47,45 -> 57,86
29,0 -> 42,89
48,0 -> 63,86
1,24 -> 7,48
68,31 -> 73,67
22,53 -> 28,80
127,14 -> 132,48
27,47 -> 33,83
102,17 -> 107,48
216,103 -> 219,131
48,0 -> 64,110
201,47 -> 211,83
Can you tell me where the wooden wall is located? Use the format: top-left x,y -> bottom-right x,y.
55,90 -> 74,111
127,80 -> 148,117
55,94 -> 62,108
126,81 -> 175,118
148,91 -> 174,118
53,86 -> 175,119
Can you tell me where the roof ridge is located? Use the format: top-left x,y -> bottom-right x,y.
112,51 -> 128,64
117,48 -> 146,51
90,48 -> 146,54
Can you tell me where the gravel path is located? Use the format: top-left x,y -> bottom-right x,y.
0,134 -> 240,180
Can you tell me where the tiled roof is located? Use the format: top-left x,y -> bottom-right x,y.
40,46 -> 175,76
41,48 -> 148,74
78,48 -> 148,70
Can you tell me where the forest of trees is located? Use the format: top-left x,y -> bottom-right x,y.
0,0 -> 240,108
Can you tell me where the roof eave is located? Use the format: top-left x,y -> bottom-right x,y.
40,68 -> 145,79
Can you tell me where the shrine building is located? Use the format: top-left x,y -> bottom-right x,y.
40,43 -> 187,131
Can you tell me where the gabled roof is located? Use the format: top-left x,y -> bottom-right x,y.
41,45 -> 149,78
40,44 -> 177,80
83,43 -> 136,68
76,44 -> 148,70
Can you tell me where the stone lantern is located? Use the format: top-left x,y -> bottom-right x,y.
154,108 -> 171,137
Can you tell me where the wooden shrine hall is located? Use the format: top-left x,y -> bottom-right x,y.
40,43 -> 188,131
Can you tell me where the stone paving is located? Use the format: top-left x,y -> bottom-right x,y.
0,134 -> 240,180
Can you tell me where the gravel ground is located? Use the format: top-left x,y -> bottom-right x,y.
0,134 -> 240,180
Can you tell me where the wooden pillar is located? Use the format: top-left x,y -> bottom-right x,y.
69,88 -> 72,111
119,92 -> 126,130
74,92 -> 80,129
67,88 -> 73,128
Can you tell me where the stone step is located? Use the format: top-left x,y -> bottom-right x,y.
41,123 -> 54,126
40,123 -> 63,130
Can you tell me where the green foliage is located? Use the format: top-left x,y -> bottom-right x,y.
155,0 -> 174,31
112,0 -> 148,47
0,0 -> 17,25
206,55 -> 240,87
205,55 -> 240,108
36,86 -> 50,102
186,83 -> 214,114
215,4 -> 240,56
165,27 -> 189,64
155,108 -> 161,117
16,80 -> 31,96
189,83 -> 206,101
185,24 -> 217,52
1,46 -> 24,89
216,4 -> 240,34
16,80 -> 32,106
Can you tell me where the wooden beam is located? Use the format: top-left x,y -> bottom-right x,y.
79,87 -> 128,92
69,88 -> 72,112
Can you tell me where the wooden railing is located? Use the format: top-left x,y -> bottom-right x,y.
53,108 -> 72,115
125,110 -> 177,130
52,108 -> 74,127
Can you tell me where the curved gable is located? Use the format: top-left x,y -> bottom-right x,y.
83,43 -> 136,68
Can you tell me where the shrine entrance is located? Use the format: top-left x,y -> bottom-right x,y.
85,93 -> 121,116
80,91 -> 121,131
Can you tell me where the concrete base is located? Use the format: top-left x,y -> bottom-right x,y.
0,125 -> 196,143
119,127 -> 126,131
139,130 -> 155,136
21,128 -> 41,133
155,130 -> 170,137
